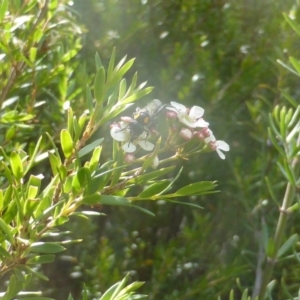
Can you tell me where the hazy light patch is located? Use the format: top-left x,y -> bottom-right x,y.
160,31 -> 169,39
107,30 -> 120,39
192,73 -> 204,82
63,100 -> 70,110
240,45 -> 250,54
201,40 -> 209,47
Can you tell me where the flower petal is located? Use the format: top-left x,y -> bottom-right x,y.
216,148 -> 226,159
193,118 -> 209,128
189,106 -> 204,119
122,142 -> 136,153
137,140 -> 154,151
110,126 -> 129,141
170,101 -> 187,114
179,117 -> 198,128
216,140 -> 230,151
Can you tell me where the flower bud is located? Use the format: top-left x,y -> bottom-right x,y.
180,128 -> 193,140
125,153 -> 136,163
151,156 -> 159,169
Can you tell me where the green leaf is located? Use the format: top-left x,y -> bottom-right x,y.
283,13 -> 300,36
81,193 -> 101,205
290,57 -> 300,76
267,127 -> 285,157
110,151 -> 124,186
127,166 -> 175,184
165,199 -> 203,209
10,151 -> 24,181
0,0 -> 8,22
2,274 -> 17,300
121,87 -> 154,105
0,218 -> 14,244
138,181 -> 170,198
48,151 -> 61,175
95,52 -> 102,70
24,135 -> 43,175
60,129 -> 74,158
78,138 -> 104,158
116,281 -> 145,296
241,289 -> 249,300
107,59 -> 135,90
27,242 -> 66,254
94,67 -> 106,104
107,48 -> 116,81
24,265 -> 49,281
86,85 -> 94,114
277,59 -> 300,77
0,245 -> 11,259
89,146 -> 102,173
61,49 -> 78,63
118,78 -> 127,100
67,107 -> 74,137
22,0 -> 38,13
24,198 -> 40,217
68,293 -> 75,300
72,167 -> 90,194
29,47 -> 37,62
26,254 -> 55,265
277,234 -> 298,258
5,125 -> 16,141
99,195 -> 130,206
0,189 -> 3,211
111,274 -> 128,299
100,281 -> 120,300
174,182 -> 216,196
76,113 -> 88,141
18,298 -> 55,300
131,205 -> 155,217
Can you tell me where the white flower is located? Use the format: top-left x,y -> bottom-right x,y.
204,131 -> 230,160
110,122 -> 155,153
167,101 -> 209,128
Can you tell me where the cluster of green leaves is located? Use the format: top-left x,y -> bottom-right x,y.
0,0 -> 219,299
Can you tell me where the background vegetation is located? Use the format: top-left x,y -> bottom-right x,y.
1,0 -> 300,299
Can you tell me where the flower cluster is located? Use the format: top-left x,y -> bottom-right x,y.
167,102 -> 230,160
110,100 -> 230,160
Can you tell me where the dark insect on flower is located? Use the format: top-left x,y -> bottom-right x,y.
133,99 -> 165,129
113,99 -> 167,151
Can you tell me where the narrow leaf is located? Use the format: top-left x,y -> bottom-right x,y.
78,138 -> 104,158
26,254 -> 55,265
27,242 -> 66,254
94,67 -> 106,104
283,13 -> 300,36
277,234 -> 298,258
99,195 -> 130,206
10,151 -> 24,180
60,129 -> 74,158
95,52 -> 102,70
289,56 -> 300,75
175,182 -> 216,196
